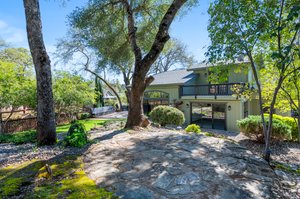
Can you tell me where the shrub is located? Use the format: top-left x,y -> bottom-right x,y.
185,124 -> 201,133
63,121 -> 88,147
269,114 -> 298,141
0,130 -> 36,144
80,113 -> 90,120
149,105 -> 185,126
237,115 -> 292,142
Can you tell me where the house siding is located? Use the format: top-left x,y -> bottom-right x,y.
145,85 -> 179,104
180,99 -> 242,132
145,85 -> 247,132
145,64 -> 259,133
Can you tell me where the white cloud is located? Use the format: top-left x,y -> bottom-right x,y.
0,19 -> 27,46
0,20 -> 7,29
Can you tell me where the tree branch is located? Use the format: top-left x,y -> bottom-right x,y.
141,0 -> 187,73
122,0 -> 142,63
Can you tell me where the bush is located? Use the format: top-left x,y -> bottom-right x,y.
185,124 -> 201,133
80,113 -> 90,120
265,114 -> 298,141
237,115 -> 292,142
63,121 -> 88,147
0,130 -> 37,144
149,105 -> 185,126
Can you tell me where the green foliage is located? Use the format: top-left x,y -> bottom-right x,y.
1,177 -> 23,196
265,114 -> 298,141
95,77 -> 104,107
185,124 -> 201,133
275,163 -> 300,176
80,113 -> 90,120
0,130 -> 36,144
63,121 -> 88,147
208,65 -> 229,84
53,71 -> 95,118
0,58 -> 36,111
237,115 -> 292,142
149,106 -> 185,126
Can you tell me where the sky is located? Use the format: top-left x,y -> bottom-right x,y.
0,0 -> 212,75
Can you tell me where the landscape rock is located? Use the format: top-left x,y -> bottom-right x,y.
84,129 -> 284,199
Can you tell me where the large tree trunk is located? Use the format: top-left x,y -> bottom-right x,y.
23,0 -> 56,145
126,73 -> 147,127
124,0 -> 187,128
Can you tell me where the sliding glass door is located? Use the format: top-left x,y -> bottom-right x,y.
191,102 -> 226,130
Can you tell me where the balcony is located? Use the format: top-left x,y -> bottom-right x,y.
179,83 -> 247,98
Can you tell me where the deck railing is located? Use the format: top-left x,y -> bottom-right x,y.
179,83 -> 247,97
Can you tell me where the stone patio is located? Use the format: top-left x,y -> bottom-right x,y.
84,129 -> 283,199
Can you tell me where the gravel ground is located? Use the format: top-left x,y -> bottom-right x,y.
203,128 -> 300,166
0,122 -> 124,168
0,142 -> 85,168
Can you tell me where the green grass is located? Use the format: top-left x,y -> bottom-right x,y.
0,156 -> 118,198
56,119 -> 107,133
0,119 -> 112,145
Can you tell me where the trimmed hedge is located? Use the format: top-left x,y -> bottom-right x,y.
185,124 -> 201,133
149,105 -> 185,126
237,115 -> 292,142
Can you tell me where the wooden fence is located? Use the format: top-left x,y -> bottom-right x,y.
2,116 -> 71,134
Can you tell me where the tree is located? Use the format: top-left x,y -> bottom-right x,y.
53,71 -> 95,120
207,0 -> 268,156
55,35 -> 124,110
151,39 -> 196,74
23,0 -> 56,145
262,57 -> 300,143
207,0 -> 300,162
281,64 -> 300,142
124,0 -> 194,128
0,47 -> 36,134
0,60 -> 36,133
67,0 -> 159,106
258,0 -> 300,161
95,77 -> 104,107
0,48 -> 33,73
68,0 -> 197,127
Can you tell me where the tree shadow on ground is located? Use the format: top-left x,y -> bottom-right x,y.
0,140 -> 117,198
235,137 -> 300,167
84,130 -> 282,199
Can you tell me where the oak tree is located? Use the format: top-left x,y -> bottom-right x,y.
23,0 -> 56,145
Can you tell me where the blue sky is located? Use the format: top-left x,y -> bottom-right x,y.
0,1 -> 211,62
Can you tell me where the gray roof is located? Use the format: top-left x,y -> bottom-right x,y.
188,60 -> 250,71
150,69 -> 196,86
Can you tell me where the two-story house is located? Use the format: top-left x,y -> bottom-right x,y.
144,62 -> 260,132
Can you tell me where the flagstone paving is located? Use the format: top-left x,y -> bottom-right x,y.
84,129 -> 283,199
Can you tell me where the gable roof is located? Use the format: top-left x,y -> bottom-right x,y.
188,60 -> 250,71
150,69 -> 196,86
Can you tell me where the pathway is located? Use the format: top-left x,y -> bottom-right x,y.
84,129 -> 283,199
95,111 -> 128,119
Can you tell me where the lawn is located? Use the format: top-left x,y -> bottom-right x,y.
0,119 -> 117,144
